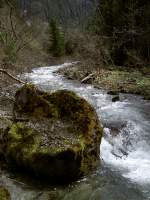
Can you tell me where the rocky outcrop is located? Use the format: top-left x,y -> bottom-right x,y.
3,84 -> 103,183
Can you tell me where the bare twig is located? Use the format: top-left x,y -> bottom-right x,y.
9,6 -> 18,40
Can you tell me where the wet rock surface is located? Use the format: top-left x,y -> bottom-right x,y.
2,84 -> 103,183
112,96 -> 120,102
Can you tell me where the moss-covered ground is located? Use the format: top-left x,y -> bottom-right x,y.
58,64 -> 150,100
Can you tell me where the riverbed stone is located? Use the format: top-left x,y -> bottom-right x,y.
112,96 -> 120,102
3,84 -> 103,182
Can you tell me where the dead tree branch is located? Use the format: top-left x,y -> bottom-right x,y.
0,69 -> 25,84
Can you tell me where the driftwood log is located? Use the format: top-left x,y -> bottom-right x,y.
81,72 -> 96,83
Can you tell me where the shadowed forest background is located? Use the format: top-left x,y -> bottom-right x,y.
0,1 -> 150,199
0,0 -> 150,98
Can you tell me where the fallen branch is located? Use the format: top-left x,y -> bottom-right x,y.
0,115 -> 29,122
0,69 -> 25,84
81,72 -> 96,83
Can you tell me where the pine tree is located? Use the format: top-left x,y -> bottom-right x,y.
49,19 -> 65,57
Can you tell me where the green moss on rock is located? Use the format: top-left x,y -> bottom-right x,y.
0,187 -> 11,200
14,84 -> 58,119
3,84 -> 103,182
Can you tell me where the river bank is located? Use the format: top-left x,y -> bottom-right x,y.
58,62 -> 150,100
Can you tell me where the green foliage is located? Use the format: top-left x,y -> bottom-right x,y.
49,19 -> 65,57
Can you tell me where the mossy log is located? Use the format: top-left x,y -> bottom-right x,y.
3,84 -> 103,183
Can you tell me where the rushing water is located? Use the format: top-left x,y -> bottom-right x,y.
1,62 -> 150,200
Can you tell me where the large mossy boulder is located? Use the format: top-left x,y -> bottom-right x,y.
3,84 -> 103,183
0,187 -> 11,200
